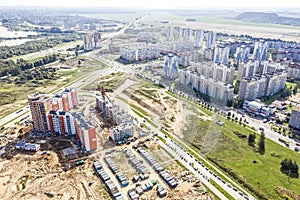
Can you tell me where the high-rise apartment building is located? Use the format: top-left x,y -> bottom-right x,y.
287,62 -> 300,79
253,41 -> 268,61
237,61 -> 284,81
47,110 -> 76,136
206,31 -> 216,49
237,61 -> 260,81
235,45 -> 250,64
178,63 -> 234,102
28,93 -> 50,132
191,62 -> 235,85
50,88 -> 78,111
238,71 -> 287,101
83,32 -> 102,51
73,113 -> 97,152
214,45 -> 230,65
194,30 -> 204,48
120,44 -> 160,62
182,28 -> 193,42
164,53 -> 179,79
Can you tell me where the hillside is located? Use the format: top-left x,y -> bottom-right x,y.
235,12 -> 300,26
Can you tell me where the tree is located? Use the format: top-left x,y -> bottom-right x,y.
248,133 -> 256,147
227,112 -> 231,117
280,158 -> 299,178
293,84 -> 299,95
259,132 -> 265,155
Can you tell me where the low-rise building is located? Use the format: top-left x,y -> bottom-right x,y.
243,101 -> 270,117
16,141 -> 40,152
289,105 -> 300,130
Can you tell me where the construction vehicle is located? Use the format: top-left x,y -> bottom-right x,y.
44,192 -> 55,197
75,160 -> 85,166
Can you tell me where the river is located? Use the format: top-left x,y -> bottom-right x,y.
0,25 -> 39,46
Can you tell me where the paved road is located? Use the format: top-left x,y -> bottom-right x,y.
230,109 -> 299,151
119,94 -> 254,199
169,88 -> 300,153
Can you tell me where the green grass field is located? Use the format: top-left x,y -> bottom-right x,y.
182,115 -> 300,199
0,56 -> 108,118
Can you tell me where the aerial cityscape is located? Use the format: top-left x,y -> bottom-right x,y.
0,1 -> 300,200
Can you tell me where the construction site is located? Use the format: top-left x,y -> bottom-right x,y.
0,64 -> 215,199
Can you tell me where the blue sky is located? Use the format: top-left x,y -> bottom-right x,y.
1,0 -> 300,9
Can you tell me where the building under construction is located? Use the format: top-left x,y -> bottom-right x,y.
96,94 -> 134,142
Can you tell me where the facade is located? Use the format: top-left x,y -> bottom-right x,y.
83,32 -> 102,51
204,49 -> 214,61
265,72 -> 287,96
47,110 -> 76,136
50,88 -> 78,111
28,93 -> 50,132
73,113 -> 97,152
164,53 -> 179,79
289,105 -> 300,130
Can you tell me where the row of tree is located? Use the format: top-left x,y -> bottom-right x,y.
0,54 -> 58,77
248,132 -> 265,154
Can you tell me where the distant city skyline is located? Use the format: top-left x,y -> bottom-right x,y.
0,0 -> 300,9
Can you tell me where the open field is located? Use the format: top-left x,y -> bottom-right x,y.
78,13 -> 146,23
0,56 -> 107,118
182,114 -> 300,199
139,11 -> 300,42
82,72 -> 126,91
